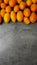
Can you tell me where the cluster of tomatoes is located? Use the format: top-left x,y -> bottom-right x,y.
0,0 -> 37,24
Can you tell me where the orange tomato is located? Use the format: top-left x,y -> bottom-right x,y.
32,0 -> 37,3
4,0 -> 9,4
11,11 -> 17,22
0,0 -> 2,7
0,0 -> 2,3
0,16 -> 2,23
14,5 -> 19,12
6,6 -> 11,13
1,3 -> 6,9
26,0 -> 32,6
9,0 -> 17,7
31,4 -> 37,12
17,0 -> 22,4
19,1 -> 26,10
30,12 -> 37,23
1,9 -> 6,18
17,11 -> 24,22
23,8 -> 31,17
4,13 -> 10,23
24,17 -> 30,25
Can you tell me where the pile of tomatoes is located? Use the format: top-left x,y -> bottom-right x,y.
0,0 -> 37,24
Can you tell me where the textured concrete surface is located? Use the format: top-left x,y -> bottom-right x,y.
0,22 -> 37,65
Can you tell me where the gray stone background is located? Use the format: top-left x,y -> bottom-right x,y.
0,22 -> 37,65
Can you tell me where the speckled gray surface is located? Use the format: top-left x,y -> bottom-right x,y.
0,22 -> 37,65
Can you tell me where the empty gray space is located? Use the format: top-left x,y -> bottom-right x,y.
0,22 -> 37,65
